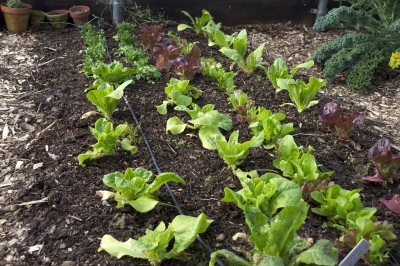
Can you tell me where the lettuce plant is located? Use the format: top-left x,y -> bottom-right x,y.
208,130 -> 264,169
223,170 -> 302,218
318,102 -> 364,139
174,44 -> 203,80
273,135 -> 333,185
212,29 -> 240,49
277,77 -> 326,113
202,17 -> 222,46
166,103 -> 232,149
155,44 -> 185,69
361,137 -> 400,183
220,39 -> 267,75
263,58 -> 314,93
78,118 -> 138,167
156,78 -> 202,114
210,201 -> 338,266
248,107 -> 294,149
86,80 -> 132,119
98,167 -> 185,213
177,9 -> 212,34
381,194 -> 400,214
312,184 -> 396,265
99,213 -> 212,266
139,23 -> 170,49
84,61 -> 137,90
228,89 -> 255,122
201,58 -> 236,92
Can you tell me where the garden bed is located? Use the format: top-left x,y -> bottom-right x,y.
0,18 -> 399,266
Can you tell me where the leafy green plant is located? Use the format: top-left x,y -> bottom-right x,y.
208,130 -> 264,169
213,29 -> 241,49
98,167 -> 185,213
220,33 -> 267,75
277,77 -> 326,113
273,135 -> 333,185
248,107 -> 294,149
86,80 -> 132,119
78,118 -> 138,167
113,22 -> 137,46
84,61 -> 137,90
80,24 -> 106,66
156,78 -> 202,114
223,170 -> 302,218
263,58 -> 314,93
228,90 -> 255,122
210,201 -> 338,266
177,9 -> 212,34
99,213 -> 212,266
311,184 -> 397,265
201,58 -> 236,92
312,1 -> 400,89
202,17 -> 222,46
166,103 -> 232,149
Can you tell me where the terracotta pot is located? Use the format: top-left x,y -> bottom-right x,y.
69,5 -> 90,25
46,9 -> 69,29
29,10 -> 46,29
1,3 -> 32,33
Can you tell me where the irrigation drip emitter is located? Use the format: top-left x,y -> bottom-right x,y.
103,35 -> 225,266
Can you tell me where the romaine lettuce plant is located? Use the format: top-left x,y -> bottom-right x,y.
318,102 -> 364,139
263,58 -> 314,93
273,135 -> 333,185
177,9 -> 212,34
277,77 -> 326,113
212,29 -> 240,49
223,170 -> 302,218
98,167 -> 185,213
210,201 -> 338,266
220,40 -> 267,75
166,103 -> 232,149
78,118 -> 138,167
208,130 -> 264,169
248,107 -> 294,149
156,78 -> 202,114
361,137 -> 400,183
84,61 -> 137,90
86,79 -> 132,119
202,17 -> 222,46
99,213 -> 212,265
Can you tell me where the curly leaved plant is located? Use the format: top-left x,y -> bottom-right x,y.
312,0 -> 400,90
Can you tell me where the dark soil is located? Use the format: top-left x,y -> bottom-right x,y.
2,20 -> 399,266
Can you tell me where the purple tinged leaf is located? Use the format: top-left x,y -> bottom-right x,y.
318,102 -> 364,139
380,194 -> 400,214
361,137 -> 400,183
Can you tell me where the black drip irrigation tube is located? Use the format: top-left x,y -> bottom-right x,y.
103,37 -> 225,266
294,138 -> 399,266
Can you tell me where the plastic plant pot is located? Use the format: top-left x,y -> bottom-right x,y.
0,2 -> 32,33
46,9 -> 69,29
69,5 -> 90,25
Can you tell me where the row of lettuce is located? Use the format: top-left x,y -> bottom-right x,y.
75,11 -> 399,266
